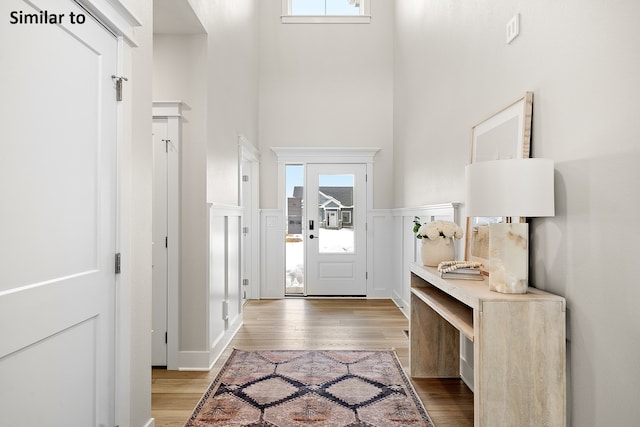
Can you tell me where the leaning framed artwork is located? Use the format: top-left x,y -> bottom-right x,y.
465,92 -> 533,274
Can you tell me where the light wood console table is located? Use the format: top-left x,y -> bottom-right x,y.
410,263 -> 566,427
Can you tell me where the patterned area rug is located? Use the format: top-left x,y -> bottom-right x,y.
185,349 -> 434,427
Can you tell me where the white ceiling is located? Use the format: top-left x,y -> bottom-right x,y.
153,0 -> 206,34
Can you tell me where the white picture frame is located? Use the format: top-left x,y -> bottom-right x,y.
465,92 -> 533,274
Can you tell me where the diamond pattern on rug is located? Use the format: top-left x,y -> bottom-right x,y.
192,393 -> 261,425
326,377 -> 381,405
185,349 -> 434,427
277,351 -> 348,385
358,394 -> 427,426
323,350 -> 378,364
264,392 -> 355,426
258,350 -> 309,364
242,377 -> 299,405
219,350 -> 277,384
349,351 -> 405,385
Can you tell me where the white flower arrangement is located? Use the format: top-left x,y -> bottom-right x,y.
412,217 -> 463,240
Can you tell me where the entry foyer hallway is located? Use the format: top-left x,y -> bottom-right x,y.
151,299 -> 473,426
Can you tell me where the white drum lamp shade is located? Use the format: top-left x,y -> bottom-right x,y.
465,158 -> 555,293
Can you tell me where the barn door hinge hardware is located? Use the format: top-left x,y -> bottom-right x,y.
242,278 -> 249,286
111,75 -> 128,101
115,253 -> 121,274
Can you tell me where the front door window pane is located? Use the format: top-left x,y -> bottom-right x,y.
318,174 -> 355,254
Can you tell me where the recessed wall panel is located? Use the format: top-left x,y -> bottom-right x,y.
318,262 -> 354,279
0,319 -> 97,427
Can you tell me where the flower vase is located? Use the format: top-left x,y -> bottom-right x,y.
421,237 -> 455,267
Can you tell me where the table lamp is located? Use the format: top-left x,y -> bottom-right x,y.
465,158 -> 555,293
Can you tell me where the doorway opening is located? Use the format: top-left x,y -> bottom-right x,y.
283,163 -> 366,296
151,103 -> 181,369
305,163 -> 366,296
273,147 -> 379,298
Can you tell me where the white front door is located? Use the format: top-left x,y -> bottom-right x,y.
305,164 -> 367,296
0,0 -> 118,425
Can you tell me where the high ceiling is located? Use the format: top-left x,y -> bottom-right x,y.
153,0 -> 206,34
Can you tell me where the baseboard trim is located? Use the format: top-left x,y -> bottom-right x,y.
175,315 -> 244,371
392,290 -> 410,318
177,350 -> 211,371
208,314 -> 243,370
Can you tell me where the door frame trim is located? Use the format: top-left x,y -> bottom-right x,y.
271,147 -> 380,296
75,1 -> 144,425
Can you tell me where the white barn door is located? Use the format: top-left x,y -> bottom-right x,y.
0,0 -> 118,425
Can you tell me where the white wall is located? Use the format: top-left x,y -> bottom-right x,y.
153,34 -> 208,351
258,0 -> 394,209
151,0 -> 259,365
188,0 -> 260,205
394,1 -> 640,425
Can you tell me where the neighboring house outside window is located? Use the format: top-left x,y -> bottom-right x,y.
289,186 -> 354,231
281,0 -> 371,24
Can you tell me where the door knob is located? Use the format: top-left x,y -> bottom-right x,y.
309,235 -> 315,239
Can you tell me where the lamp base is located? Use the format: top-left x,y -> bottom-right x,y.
488,222 -> 529,294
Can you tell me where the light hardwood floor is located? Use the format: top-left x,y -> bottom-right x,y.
151,298 -> 473,426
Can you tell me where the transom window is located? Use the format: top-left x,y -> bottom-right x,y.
282,0 -> 370,24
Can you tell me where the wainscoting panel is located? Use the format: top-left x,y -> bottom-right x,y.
368,210 -> 394,298
226,216 -> 242,329
208,204 -> 243,369
391,203 -> 462,314
208,214 -> 227,357
260,209 -> 285,299
178,204 -> 243,370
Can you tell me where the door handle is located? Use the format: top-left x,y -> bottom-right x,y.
309,235 -> 315,239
